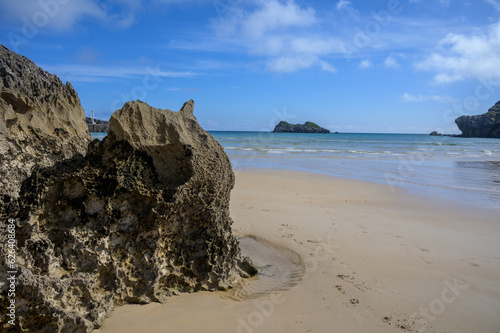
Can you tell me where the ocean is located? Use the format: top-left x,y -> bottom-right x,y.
90,132 -> 500,210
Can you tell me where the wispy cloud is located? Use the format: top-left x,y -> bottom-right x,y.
162,1 -> 473,75
42,64 -> 198,82
212,0 -> 316,38
335,0 -> 359,19
266,54 -> 337,73
401,93 -> 455,103
0,0 -> 137,31
166,87 -> 200,93
336,0 -> 351,11
384,55 -> 400,68
359,59 -> 372,69
416,21 -> 500,83
485,0 -> 500,10
209,0 -> 340,73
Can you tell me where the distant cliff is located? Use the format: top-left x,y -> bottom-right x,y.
273,121 -> 330,133
455,101 -> 500,138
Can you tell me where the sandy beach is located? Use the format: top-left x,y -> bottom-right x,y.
97,169 -> 500,333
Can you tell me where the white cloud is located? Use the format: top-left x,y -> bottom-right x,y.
401,93 -> 455,103
212,0 -> 316,38
43,64 -> 197,82
289,37 -> 344,55
166,87 -> 200,93
416,21 -> 500,83
402,93 -> 425,102
0,0 -> 139,31
319,60 -> 337,73
336,0 -> 352,10
210,0 -> 341,73
485,0 -> 500,10
384,55 -> 400,68
266,54 -> 336,73
334,0 -> 359,19
359,59 -> 372,69
246,0 -> 316,37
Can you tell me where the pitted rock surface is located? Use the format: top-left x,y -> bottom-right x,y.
0,45 -> 91,219
0,46 -> 255,332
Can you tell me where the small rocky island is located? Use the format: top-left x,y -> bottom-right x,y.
455,101 -> 500,138
272,121 -> 330,133
0,45 -> 256,332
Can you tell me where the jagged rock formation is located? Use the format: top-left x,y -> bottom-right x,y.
0,45 -> 91,220
455,101 -> 500,138
86,117 -> 109,133
272,121 -> 330,133
0,46 -> 255,332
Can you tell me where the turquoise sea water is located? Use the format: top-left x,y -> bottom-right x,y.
91,132 -> 500,210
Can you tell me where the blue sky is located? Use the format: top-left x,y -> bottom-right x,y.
1,0 -> 500,133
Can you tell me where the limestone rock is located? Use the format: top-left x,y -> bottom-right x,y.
455,101 -> 500,138
272,120 -> 330,133
1,99 -> 255,332
0,45 -> 91,219
0,45 -> 255,332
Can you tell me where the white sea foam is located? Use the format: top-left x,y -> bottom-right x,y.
210,132 -> 500,209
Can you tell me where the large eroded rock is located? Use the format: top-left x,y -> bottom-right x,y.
1,100 -> 253,332
0,46 -> 254,332
0,45 -> 91,219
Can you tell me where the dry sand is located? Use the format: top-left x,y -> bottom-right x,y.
97,169 -> 500,333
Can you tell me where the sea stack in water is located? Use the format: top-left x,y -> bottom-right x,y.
272,121 -> 330,133
455,101 -> 500,138
0,46 -> 255,332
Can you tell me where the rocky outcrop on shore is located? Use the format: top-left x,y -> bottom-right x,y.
272,121 -> 330,133
0,45 -> 92,219
0,46 -> 255,332
455,101 -> 500,138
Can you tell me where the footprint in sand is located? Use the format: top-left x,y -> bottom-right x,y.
418,256 -> 433,265
335,285 -> 345,294
350,298 -> 360,305
381,315 -> 418,332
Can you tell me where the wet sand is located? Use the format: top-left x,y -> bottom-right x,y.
97,169 -> 500,333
